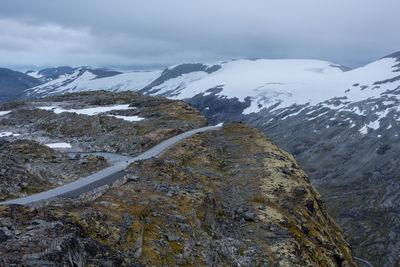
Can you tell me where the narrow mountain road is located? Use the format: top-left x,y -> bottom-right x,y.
354,256 -> 375,267
0,125 -> 222,206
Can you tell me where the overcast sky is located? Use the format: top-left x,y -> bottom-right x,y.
0,0 -> 399,70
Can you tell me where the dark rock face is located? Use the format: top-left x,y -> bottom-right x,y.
0,229 -> 7,243
185,88 -> 251,124
0,123 -> 356,266
0,68 -> 41,102
139,63 -> 221,95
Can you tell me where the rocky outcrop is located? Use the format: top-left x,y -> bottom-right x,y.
0,123 -> 356,266
0,90 -> 208,201
0,90 -> 208,155
0,139 -> 108,201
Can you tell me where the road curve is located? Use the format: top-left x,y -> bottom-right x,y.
0,125 -> 222,206
354,256 -> 374,267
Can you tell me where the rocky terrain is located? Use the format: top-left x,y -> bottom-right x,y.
0,123 -> 356,266
0,90 -> 207,202
0,90 -> 208,155
0,139 -> 108,201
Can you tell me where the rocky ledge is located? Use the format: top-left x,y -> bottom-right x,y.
0,139 -> 107,201
0,123 -> 356,266
0,90 -> 208,155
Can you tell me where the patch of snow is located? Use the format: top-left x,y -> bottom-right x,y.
307,111 -> 330,121
280,107 -> 306,120
26,71 -> 43,79
0,111 -> 11,116
367,120 -> 380,130
45,142 -> 72,149
383,101 -> 395,106
38,104 -> 134,116
110,115 -> 144,122
0,132 -> 20,137
359,125 -> 368,135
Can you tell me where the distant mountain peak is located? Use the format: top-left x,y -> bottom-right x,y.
383,51 -> 400,60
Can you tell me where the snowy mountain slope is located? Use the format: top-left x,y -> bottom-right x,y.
26,66 -> 77,82
25,68 -> 161,98
23,53 -> 400,115
144,56 -> 400,114
26,66 -> 123,84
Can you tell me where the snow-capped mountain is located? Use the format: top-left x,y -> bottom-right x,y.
19,51 -> 400,265
25,53 -> 400,115
24,67 -> 161,98
25,66 -> 126,93
26,66 -> 77,82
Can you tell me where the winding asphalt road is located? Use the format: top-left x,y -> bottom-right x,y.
0,125 -> 221,206
354,256 -> 374,267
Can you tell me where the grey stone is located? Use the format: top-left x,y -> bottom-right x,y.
169,214 -> 187,223
0,229 -> 8,243
122,213 -> 133,225
242,211 -> 256,221
166,232 -> 183,242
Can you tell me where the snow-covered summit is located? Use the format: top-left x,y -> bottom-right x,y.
23,52 -> 400,115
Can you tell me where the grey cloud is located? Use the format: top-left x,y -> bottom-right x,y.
0,0 -> 399,69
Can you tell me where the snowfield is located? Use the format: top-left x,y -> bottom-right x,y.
45,142 -> 72,149
37,104 -> 144,122
111,115 -> 144,122
154,58 -> 400,114
24,53 -> 400,116
0,132 -> 20,137
37,104 -> 134,115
